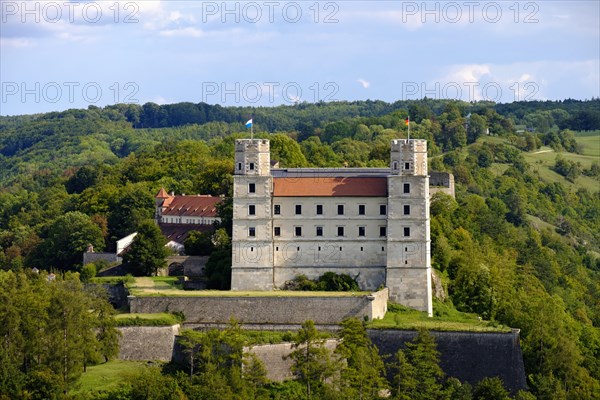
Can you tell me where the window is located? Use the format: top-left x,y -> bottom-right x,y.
316,226 -> 323,236
337,226 -> 344,237
249,162 -> 255,170
404,162 -> 410,170
248,183 -> 256,193
404,227 -> 411,237
358,204 -> 365,215
248,205 -> 256,215
337,205 -> 344,215
274,204 -> 281,215
380,226 -> 387,237
403,183 -> 410,194
248,227 -> 256,237
238,162 -> 242,171
295,205 -> 302,215
358,226 -> 366,237
295,226 -> 302,237
403,205 -> 410,215
316,204 -> 323,215
393,161 -> 398,170
274,227 -> 281,236
380,205 -> 387,215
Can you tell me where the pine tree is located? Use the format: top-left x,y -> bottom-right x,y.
335,318 -> 388,399
289,320 -> 336,399
392,329 -> 445,400
406,329 -> 445,400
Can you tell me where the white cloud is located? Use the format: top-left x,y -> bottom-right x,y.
357,78 -> 370,89
159,27 -> 205,38
152,96 -> 168,105
0,38 -> 33,48
433,60 -> 599,103
444,64 -> 492,84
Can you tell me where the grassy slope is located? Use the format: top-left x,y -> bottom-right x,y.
480,134 -> 599,192
114,312 -> 182,326
368,301 -> 511,333
73,361 -> 148,396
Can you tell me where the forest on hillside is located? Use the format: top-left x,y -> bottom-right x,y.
0,99 -> 599,399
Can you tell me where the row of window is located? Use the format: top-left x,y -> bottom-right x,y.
392,161 -> 412,171
247,226 -> 412,238
247,182 -> 412,194
248,204 -> 411,216
239,162 -> 255,171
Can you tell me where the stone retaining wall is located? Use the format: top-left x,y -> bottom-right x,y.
118,325 -> 180,361
128,288 -> 388,325
368,329 -> 527,394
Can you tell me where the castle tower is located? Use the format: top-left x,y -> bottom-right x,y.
231,139 -> 274,290
386,139 -> 432,316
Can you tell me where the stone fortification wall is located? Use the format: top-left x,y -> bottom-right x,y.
246,329 -> 526,393
245,340 -> 338,382
129,289 -> 388,325
119,324 -> 526,394
367,329 -> 527,394
429,171 -> 455,198
117,325 -> 180,361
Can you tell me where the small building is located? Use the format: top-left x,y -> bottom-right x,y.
154,189 -> 223,252
155,188 -> 222,226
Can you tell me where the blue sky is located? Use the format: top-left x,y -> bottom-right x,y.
1,0 -> 599,115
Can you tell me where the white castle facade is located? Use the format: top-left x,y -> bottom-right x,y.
231,138 -> 433,315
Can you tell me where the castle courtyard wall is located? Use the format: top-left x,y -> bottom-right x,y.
128,289 -> 388,324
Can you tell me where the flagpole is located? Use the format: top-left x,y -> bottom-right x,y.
407,116 -> 410,141
251,122 -> 253,140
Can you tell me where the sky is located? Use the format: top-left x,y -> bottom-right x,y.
1,0 -> 599,115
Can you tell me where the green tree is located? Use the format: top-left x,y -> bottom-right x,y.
392,329 -> 445,400
269,133 -> 308,167
450,263 -> 495,319
335,318 -> 388,399
467,113 -> 487,143
392,349 -> 417,400
289,320 -> 336,399
184,230 -> 214,256
473,377 -> 511,400
243,353 -> 269,395
122,221 -> 168,276
107,184 -> 155,241
35,211 -> 105,271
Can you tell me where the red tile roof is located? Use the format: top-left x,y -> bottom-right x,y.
156,187 -> 171,199
158,223 -> 214,244
273,177 -> 387,197
162,195 -> 222,217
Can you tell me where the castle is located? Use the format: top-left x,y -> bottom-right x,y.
231,138 -> 436,315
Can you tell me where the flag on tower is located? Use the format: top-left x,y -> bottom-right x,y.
245,119 -> 253,128
405,117 -> 410,126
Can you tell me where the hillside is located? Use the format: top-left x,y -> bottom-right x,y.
0,99 -> 599,399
